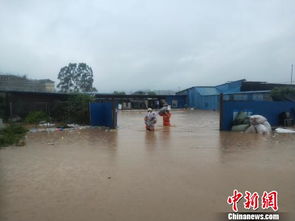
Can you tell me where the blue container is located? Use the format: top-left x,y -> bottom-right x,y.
89,102 -> 117,129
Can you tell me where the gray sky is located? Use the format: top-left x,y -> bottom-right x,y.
0,0 -> 295,92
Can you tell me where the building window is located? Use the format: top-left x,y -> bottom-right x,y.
172,100 -> 178,108
233,94 -> 248,101
223,95 -> 230,101
252,94 -> 264,101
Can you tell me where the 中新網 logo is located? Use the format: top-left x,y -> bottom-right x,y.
227,189 -> 278,212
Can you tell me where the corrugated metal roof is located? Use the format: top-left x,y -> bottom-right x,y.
216,79 -> 246,87
223,90 -> 271,95
195,87 -> 220,96
222,88 -> 241,94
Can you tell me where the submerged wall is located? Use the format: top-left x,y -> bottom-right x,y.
220,100 -> 295,130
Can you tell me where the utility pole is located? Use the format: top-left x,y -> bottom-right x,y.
291,64 -> 294,84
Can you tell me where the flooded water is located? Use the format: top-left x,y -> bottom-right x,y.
1,110 -> 295,221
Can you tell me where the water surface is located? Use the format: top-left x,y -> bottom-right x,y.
1,110 -> 294,221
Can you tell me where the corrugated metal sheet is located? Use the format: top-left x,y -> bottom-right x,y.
195,87 -> 220,96
216,79 -> 245,93
224,90 -> 270,95
177,79 -> 245,110
165,95 -> 187,108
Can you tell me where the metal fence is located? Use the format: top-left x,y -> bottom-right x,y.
220,99 -> 295,130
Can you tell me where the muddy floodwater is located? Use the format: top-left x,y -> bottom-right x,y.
1,110 -> 295,221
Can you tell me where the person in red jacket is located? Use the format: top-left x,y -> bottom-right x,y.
162,110 -> 172,126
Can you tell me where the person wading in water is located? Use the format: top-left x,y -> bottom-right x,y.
144,108 -> 157,131
158,104 -> 172,127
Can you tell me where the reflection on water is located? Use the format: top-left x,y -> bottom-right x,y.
0,110 -> 294,221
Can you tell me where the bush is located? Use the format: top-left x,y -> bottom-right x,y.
50,94 -> 94,124
0,96 -> 5,120
25,111 -> 49,124
50,101 -> 66,122
0,124 -> 28,147
66,94 -> 95,124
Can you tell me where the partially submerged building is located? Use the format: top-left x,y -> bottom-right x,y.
0,90 -> 187,120
178,79 -> 295,110
223,81 -> 295,102
93,93 -> 186,109
240,81 -> 295,91
177,79 -> 245,110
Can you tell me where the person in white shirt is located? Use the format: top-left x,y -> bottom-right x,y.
144,108 -> 157,131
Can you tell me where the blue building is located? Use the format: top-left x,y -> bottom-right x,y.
177,79 -> 245,110
165,95 -> 187,108
223,90 -> 272,102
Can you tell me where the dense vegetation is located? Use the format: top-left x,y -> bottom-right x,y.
0,124 -> 27,147
113,91 -> 126,95
50,94 -> 95,124
25,111 -> 49,124
0,96 -> 5,120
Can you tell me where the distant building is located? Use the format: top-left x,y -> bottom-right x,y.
130,90 -> 176,96
153,90 -> 176,95
222,81 -> 295,102
240,81 -> 295,91
177,79 -> 295,110
177,79 -> 245,110
0,74 -> 55,92
223,90 -> 272,102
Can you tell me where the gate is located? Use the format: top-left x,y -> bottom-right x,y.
89,102 -> 117,129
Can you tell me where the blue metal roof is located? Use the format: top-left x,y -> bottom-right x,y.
176,79 -> 246,95
195,87 -> 220,96
223,90 -> 271,95
216,79 -> 246,88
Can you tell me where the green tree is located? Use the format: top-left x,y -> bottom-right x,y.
113,91 -> 126,95
0,96 -> 5,120
57,63 -> 97,93
132,91 -> 146,95
50,94 -> 95,124
147,91 -> 156,95
57,63 -> 76,92
66,94 -> 95,124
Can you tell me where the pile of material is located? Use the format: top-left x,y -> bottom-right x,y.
158,105 -> 170,116
29,124 -> 92,133
231,113 -> 272,135
231,112 -> 250,132
245,115 -> 272,135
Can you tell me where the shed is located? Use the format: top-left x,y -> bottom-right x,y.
177,79 -> 245,110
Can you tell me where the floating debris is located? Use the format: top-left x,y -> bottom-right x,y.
39,122 -> 55,127
275,128 -> 295,134
29,124 -> 96,133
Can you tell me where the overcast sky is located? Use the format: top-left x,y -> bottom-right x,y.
0,0 -> 295,92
